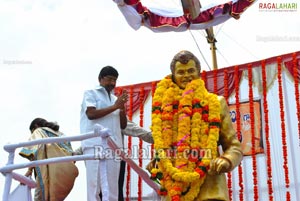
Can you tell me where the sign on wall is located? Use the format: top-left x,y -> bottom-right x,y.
229,100 -> 264,156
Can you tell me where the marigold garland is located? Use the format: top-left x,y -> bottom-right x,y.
151,81 -> 158,158
248,64 -> 259,200
224,69 -> 233,200
234,65 -> 244,201
261,60 -> 274,200
138,86 -> 145,200
150,75 -> 221,201
125,86 -> 134,201
292,53 -> 300,146
277,57 -> 291,200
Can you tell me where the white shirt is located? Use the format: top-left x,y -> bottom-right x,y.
80,85 -> 123,149
122,121 -> 153,144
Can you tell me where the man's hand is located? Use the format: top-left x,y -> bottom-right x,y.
115,90 -> 128,109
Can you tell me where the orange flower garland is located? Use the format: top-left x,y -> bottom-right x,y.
248,64 -> 259,200
138,86 -> 145,200
234,65 -> 244,201
261,60 -> 274,200
224,69 -> 233,200
277,57 -> 291,200
292,53 -> 300,146
151,75 -> 221,201
126,86 -> 134,201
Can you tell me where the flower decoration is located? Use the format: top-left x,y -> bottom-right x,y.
150,75 -> 221,200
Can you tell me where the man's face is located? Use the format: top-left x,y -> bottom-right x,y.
173,60 -> 200,89
100,75 -> 118,92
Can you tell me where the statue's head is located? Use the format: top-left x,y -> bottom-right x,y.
170,50 -> 201,89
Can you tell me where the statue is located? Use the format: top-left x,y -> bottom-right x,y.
149,50 -> 243,201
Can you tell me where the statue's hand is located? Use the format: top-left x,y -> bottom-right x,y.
208,156 -> 232,175
146,158 -> 157,173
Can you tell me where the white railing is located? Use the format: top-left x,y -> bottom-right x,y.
0,130 -> 98,201
0,125 -> 159,201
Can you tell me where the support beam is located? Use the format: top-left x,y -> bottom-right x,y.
205,27 -> 218,70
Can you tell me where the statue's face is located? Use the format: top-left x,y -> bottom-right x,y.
173,60 -> 199,89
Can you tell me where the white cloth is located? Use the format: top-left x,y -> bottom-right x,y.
117,4 -> 142,30
80,86 -> 123,148
8,184 -> 32,201
142,0 -> 183,17
84,148 -> 120,201
80,85 -> 123,201
122,120 -> 153,143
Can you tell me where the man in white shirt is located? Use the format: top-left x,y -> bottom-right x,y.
75,119 -> 153,200
80,66 -> 128,201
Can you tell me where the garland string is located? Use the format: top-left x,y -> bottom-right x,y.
138,86 -> 145,201
125,86 -> 134,201
248,64 -> 259,200
277,57 -> 291,200
234,65 -> 244,201
261,60 -> 274,200
224,69 -> 233,200
151,82 -> 158,158
292,53 -> 300,146
151,75 -> 221,201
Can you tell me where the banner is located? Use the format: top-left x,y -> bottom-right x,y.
229,100 -> 264,156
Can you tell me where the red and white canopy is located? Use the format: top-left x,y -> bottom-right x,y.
113,0 -> 256,32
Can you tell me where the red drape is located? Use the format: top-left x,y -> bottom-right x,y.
122,0 -> 254,30
115,69 -> 242,114
115,83 -> 153,115
284,58 -> 300,80
115,51 -> 300,115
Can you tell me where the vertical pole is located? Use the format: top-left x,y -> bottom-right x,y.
210,42 -> 218,70
2,152 -> 15,201
206,27 -> 218,70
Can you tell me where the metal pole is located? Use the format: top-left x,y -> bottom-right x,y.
205,27 -> 218,70
210,42 -> 218,70
2,152 -> 15,201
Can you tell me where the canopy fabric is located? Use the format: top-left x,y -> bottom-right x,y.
113,0 -> 257,32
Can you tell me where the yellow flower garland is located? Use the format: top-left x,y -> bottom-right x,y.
151,75 -> 221,201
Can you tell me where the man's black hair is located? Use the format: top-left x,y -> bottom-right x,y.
98,66 -> 119,81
